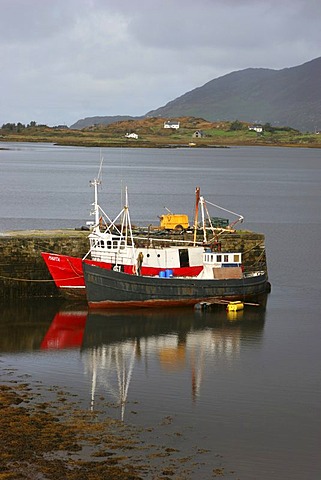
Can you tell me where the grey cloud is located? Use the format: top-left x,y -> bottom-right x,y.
0,0 -> 320,126
0,0 -> 77,43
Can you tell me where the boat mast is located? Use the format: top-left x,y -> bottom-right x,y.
90,156 -> 103,227
193,187 -> 200,246
120,187 -> 137,266
199,196 -> 207,243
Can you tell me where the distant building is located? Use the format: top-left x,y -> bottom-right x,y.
248,125 -> 263,133
164,120 -> 180,130
125,132 -> 138,139
192,130 -> 205,138
53,125 -> 69,130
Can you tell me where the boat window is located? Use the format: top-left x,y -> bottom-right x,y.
113,240 -> 118,249
216,254 -> 222,263
146,253 -> 150,258
224,255 -> 229,262
234,254 -> 240,263
120,240 -> 126,250
99,240 -> 105,248
179,249 -> 190,268
106,240 -> 112,249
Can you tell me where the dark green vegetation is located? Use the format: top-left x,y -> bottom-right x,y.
1,116 -> 321,148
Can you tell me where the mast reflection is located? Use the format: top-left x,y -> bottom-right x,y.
39,298 -> 267,420
81,302 -> 267,418
83,340 -> 137,420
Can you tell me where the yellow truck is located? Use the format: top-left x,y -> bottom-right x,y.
159,213 -> 189,231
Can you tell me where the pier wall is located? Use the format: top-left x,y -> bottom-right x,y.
0,230 -> 267,300
0,231 -> 88,300
219,231 -> 267,273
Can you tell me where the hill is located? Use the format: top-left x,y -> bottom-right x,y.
71,115 -> 143,129
146,57 -> 321,132
85,116 -> 219,134
71,57 -> 321,132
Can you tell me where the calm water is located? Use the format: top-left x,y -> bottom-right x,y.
0,143 -> 321,479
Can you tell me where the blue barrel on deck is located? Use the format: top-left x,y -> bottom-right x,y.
165,269 -> 173,278
159,271 -> 166,278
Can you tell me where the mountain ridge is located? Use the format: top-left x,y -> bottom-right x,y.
71,57 -> 321,132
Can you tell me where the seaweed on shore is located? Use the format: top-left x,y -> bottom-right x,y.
0,380 -> 226,480
0,384 -> 144,479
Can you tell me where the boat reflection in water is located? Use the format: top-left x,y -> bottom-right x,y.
41,308 -> 88,349
41,298 -> 268,420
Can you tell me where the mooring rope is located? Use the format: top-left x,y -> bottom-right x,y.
0,274 -> 80,283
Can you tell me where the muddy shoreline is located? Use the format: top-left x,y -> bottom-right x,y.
0,372 -> 229,479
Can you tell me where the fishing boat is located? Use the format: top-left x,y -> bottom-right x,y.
42,163 -> 246,298
83,250 -> 269,309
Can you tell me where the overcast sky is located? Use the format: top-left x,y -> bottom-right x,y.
1,0 -> 320,127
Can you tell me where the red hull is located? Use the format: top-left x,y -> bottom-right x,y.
42,252 -> 203,297
41,253 -> 112,297
41,252 -> 85,288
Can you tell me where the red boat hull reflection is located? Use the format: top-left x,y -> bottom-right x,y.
41,309 -> 88,349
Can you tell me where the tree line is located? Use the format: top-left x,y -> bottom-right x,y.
0,121 -> 48,132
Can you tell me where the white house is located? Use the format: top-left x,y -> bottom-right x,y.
125,132 -> 138,139
164,120 -> 180,130
193,130 -> 205,138
248,125 -> 263,133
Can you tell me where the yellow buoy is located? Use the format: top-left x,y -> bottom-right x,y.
226,301 -> 244,312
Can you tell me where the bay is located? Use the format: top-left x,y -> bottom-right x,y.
0,142 -> 320,479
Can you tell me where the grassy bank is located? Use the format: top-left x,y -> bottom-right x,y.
1,117 -> 321,148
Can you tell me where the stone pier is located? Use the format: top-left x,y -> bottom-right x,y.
0,230 -> 88,300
